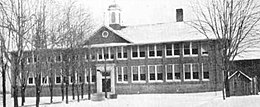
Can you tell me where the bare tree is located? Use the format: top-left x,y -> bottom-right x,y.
189,0 -> 260,99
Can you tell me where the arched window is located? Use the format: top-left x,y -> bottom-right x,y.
111,12 -> 116,23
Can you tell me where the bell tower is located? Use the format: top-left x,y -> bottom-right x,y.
107,3 -> 121,30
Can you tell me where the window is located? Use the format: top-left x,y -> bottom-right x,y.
149,65 -> 163,82
78,75 -> 83,83
117,47 -> 122,59
183,43 -> 190,55
184,63 -> 199,81
123,47 -> 127,58
132,66 -> 146,82
132,66 -> 138,81
111,12 -> 116,23
176,9 -> 183,22
42,76 -> 48,85
110,47 -> 115,59
183,42 -> 198,56
56,55 -> 62,62
117,66 -> 128,83
97,48 -> 103,60
156,45 -> 163,57
148,45 -> 155,57
56,75 -> 61,84
47,56 -> 52,62
85,68 -> 97,83
201,43 -> 209,55
166,65 -> 173,80
132,46 -> 138,58
139,45 -> 146,58
166,44 -> 172,56
202,63 -> 209,80
85,54 -> 89,61
28,77 -> 34,85
174,44 -> 180,55
192,43 -> 199,55
174,64 -> 181,80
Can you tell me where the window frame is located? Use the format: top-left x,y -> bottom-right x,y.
183,63 -> 200,81
131,45 -> 145,59
85,68 -> 95,84
202,63 -> 210,81
165,44 -> 180,58
165,64 -> 181,82
148,65 -> 164,82
131,66 -> 146,83
117,66 -> 128,83
117,46 -> 128,60
148,45 -> 163,58
201,43 -> 209,56
183,42 -> 199,57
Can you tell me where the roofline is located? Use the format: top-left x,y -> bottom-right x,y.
228,71 -> 252,81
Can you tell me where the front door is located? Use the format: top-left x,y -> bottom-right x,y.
102,79 -> 111,92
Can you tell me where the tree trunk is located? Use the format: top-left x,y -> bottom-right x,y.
225,73 -> 230,97
21,86 -> 26,106
76,84 -> 80,102
50,86 -> 53,103
61,81 -> 64,101
72,83 -> 75,100
2,66 -> 6,107
81,83 -> 84,99
13,85 -> 19,107
88,71 -> 91,100
36,90 -> 40,107
65,79 -> 69,104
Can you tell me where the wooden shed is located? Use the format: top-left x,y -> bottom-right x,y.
228,71 -> 252,96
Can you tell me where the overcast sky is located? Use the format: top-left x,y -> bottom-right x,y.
78,0 -> 195,26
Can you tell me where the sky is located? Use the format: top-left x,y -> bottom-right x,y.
78,0 -> 195,26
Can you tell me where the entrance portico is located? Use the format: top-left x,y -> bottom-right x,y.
96,64 -> 115,94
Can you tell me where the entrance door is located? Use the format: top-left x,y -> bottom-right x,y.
102,79 -> 111,92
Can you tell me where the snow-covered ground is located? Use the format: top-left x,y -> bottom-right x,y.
1,91 -> 260,107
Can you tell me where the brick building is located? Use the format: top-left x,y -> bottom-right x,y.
13,3 -> 223,96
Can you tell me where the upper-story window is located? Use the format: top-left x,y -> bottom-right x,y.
166,43 -> 180,57
27,57 -> 32,64
110,47 -> 115,59
132,46 -> 139,58
139,45 -> 146,58
156,44 -> 163,57
183,42 -> 198,56
33,55 -> 38,63
111,12 -> 116,23
117,46 -> 127,59
201,43 -> 209,56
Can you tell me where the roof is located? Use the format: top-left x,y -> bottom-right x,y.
234,47 -> 260,61
92,22 -> 216,45
228,71 -> 252,81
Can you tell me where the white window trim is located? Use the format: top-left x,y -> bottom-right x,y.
183,42 -> 198,57
183,63 -> 200,81
117,46 -> 127,60
148,65 -> 164,82
131,46 -> 145,60
132,66 -> 146,83
85,68 -> 95,84
148,45 -> 163,58
55,73 -> 62,84
55,54 -> 62,63
28,76 -> 34,85
202,63 -> 210,81
165,44 -> 180,58
117,66 -> 128,83
165,64 -> 181,82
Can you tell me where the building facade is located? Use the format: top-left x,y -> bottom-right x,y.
13,3 -> 223,97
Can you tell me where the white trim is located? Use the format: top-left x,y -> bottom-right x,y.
183,42 -> 199,57
183,63 -> 200,81
148,45 -> 163,58
132,66 -> 146,83
165,44 -> 181,58
55,73 -> 62,84
148,65 -> 163,82
228,71 -> 252,81
85,68 -> 95,84
131,45 -> 145,59
165,64 -> 181,82
201,43 -> 209,56
116,66 -> 128,84
27,76 -> 34,85
201,63 -> 210,81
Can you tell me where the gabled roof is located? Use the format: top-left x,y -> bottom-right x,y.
89,22 -> 216,45
228,71 -> 252,81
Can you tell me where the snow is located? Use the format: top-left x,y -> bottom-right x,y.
1,91 -> 260,107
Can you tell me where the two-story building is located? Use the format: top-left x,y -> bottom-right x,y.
15,3 -> 223,97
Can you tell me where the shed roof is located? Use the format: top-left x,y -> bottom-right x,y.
228,71 -> 252,81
